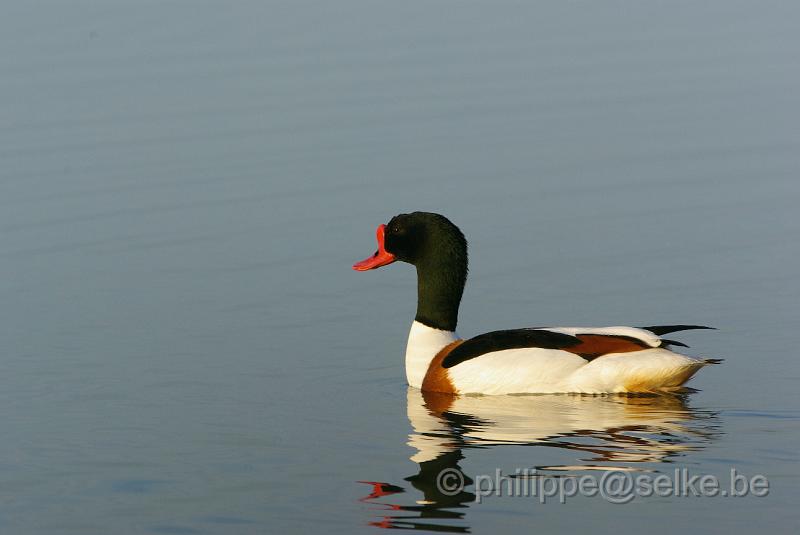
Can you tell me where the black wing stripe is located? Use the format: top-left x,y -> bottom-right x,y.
441,329 -> 581,369
660,338 -> 690,348
640,325 -> 715,336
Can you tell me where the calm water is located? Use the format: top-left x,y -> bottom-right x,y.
1,2 -> 799,534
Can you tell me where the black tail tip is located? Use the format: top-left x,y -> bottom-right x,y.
641,324 -> 717,336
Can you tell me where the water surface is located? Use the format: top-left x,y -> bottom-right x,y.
1,2 -> 798,533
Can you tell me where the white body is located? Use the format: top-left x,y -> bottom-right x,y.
405,321 -> 708,394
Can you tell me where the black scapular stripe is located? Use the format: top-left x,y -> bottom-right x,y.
660,338 -> 690,348
640,325 -> 715,336
441,329 -> 581,369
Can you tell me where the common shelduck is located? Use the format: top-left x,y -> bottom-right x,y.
353,211 -> 720,395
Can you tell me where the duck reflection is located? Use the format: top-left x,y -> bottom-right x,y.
360,388 -> 720,532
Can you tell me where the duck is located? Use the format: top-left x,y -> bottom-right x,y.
353,211 -> 720,395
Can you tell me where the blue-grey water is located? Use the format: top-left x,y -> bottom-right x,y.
1,2 -> 798,534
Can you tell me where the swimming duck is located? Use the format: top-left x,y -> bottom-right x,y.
353,211 -> 719,395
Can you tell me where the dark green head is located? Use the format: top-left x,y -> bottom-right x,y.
353,212 -> 468,331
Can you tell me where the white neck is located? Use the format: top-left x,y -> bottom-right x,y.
405,321 -> 458,388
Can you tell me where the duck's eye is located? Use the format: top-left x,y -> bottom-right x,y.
391,225 -> 401,234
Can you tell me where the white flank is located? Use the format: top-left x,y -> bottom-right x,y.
448,347 -> 706,394
447,348 -> 587,394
